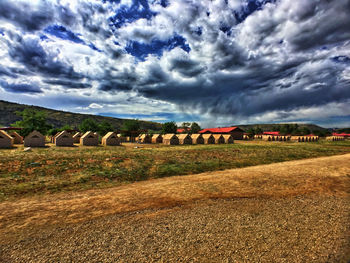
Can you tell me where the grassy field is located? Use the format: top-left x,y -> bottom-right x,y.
1,140 -> 350,201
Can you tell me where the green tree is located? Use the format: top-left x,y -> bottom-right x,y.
246,128 -> 255,138
79,118 -> 99,133
162,121 -> 177,134
190,122 -> 201,133
60,124 -> 72,131
121,119 -> 140,137
98,121 -> 114,136
47,128 -> 60,136
299,127 -> 311,136
255,126 -> 263,135
13,109 -> 52,137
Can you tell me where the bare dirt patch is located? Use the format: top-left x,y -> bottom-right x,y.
0,154 -> 349,262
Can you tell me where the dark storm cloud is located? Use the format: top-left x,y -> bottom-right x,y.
0,0 -> 350,125
7,36 -> 84,80
0,1 -> 54,31
43,79 -> 92,89
168,57 -> 204,77
0,80 -> 42,94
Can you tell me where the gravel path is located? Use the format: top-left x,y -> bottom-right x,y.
1,154 -> 350,262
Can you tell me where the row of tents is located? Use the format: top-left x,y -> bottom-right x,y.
0,130 -> 121,148
138,133 -> 234,145
253,134 -> 320,142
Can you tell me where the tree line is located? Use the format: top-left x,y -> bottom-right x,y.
11,109 -> 202,137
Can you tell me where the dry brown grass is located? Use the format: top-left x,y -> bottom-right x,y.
1,153 -> 349,238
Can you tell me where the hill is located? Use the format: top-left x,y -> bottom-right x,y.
0,100 -> 162,131
237,123 -> 328,133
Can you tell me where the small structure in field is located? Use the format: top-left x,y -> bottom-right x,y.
117,134 -> 127,143
199,126 -> 244,140
178,134 -> 192,145
213,134 -> 225,144
0,130 -> 13,148
24,130 -> 45,147
55,131 -> 74,147
254,134 -> 263,139
191,134 -> 204,144
243,134 -> 250,140
73,132 -> 82,143
152,134 -> 163,144
163,134 -> 179,145
202,134 -> 215,144
9,131 -> 23,144
138,134 -> 151,143
326,136 -> 344,141
80,131 -> 99,146
222,134 -> 234,144
51,132 -> 61,143
102,132 -> 120,146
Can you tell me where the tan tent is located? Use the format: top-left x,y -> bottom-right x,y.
9,131 -> 23,144
202,134 -> 215,144
24,130 -> 45,147
51,132 -> 61,143
151,134 -> 163,144
262,135 -> 271,141
191,134 -> 204,144
213,134 -> 225,144
102,132 -> 120,146
0,130 -> 13,148
138,134 -> 151,143
222,134 -> 234,144
243,134 -> 250,140
73,132 -> 82,143
178,134 -> 192,145
80,131 -> 99,146
254,135 -> 263,139
117,134 -> 127,143
163,134 -> 179,145
55,131 -> 74,147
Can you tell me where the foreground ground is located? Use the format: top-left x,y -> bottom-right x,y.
1,140 -> 350,201
0,154 -> 349,262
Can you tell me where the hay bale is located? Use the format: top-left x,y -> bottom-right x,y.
55,131 -> 74,147
213,134 -> 225,144
24,130 -> 45,147
191,134 -> 204,144
222,134 -> 234,144
73,132 -> 82,143
0,130 -> 13,148
151,134 -> 163,144
80,131 -> 99,146
9,131 -> 23,144
178,134 -> 192,145
163,134 -> 179,145
102,132 -> 120,146
202,134 -> 215,144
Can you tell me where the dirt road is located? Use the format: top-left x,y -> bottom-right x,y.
1,154 -> 350,262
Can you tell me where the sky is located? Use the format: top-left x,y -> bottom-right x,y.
0,0 -> 349,128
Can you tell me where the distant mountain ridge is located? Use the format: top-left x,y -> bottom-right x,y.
237,123 -> 329,133
0,100 -> 162,131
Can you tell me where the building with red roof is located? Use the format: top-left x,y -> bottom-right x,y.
332,133 -> 350,137
177,128 -> 190,133
263,131 -> 280,136
199,126 -> 244,140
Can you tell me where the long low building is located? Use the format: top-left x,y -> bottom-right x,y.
199,127 -> 244,140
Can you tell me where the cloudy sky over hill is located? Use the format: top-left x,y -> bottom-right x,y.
0,0 -> 349,127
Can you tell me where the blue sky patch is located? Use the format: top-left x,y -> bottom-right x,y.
44,25 -> 84,44
109,0 -> 156,29
125,34 -> 190,61
332,56 -> 350,64
44,25 -> 101,52
234,0 -> 276,24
